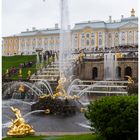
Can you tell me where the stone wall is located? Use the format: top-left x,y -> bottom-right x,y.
76,58 -> 138,81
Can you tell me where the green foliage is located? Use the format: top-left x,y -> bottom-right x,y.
2,55 -> 36,74
85,96 -> 138,140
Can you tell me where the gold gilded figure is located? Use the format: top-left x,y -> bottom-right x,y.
18,69 -> 22,78
125,76 -> 134,84
7,107 -> 35,137
27,69 -> 32,79
18,85 -> 25,93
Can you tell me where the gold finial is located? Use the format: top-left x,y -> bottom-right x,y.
131,8 -> 135,17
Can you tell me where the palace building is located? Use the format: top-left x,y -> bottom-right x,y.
2,9 -> 138,56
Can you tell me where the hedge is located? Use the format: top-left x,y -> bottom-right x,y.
85,96 -> 138,140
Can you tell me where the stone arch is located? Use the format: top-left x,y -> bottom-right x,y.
125,66 -> 132,77
92,67 -> 98,80
116,66 -> 121,78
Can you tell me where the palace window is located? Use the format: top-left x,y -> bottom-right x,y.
135,31 -> 138,44
109,33 -> 111,38
91,39 -> 95,46
81,39 -> 84,47
99,32 -> 102,38
86,40 -> 90,46
74,39 -> 77,48
86,33 -> 90,38
74,34 -> 78,39
128,31 -> 132,44
38,38 -> 42,46
81,33 -> 85,38
91,33 -> 95,38
121,32 -> 125,40
99,39 -> 102,45
44,38 -> 48,46
115,33 -> 118,38
32,39 -> 36,46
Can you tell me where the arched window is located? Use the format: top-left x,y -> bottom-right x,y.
116,67 -> 121,78
86,33 -> 90,38
81,39 -> 84,47
75,34 -> 78,39
99,32 -> 102,37
81,33 -> 85,38
115,33 -> 118,38
125,67 -> 132,77
91,39 -> 94,46
128,31 -> 132,45
115,33 -> 119,46
86,40 -> 90,46
92,67 -> 98,80
122,32 -> 125,39
38,38 -> 42,46
91,33 -> 95,37
44,38 -> 48,46
99,39 -> 102,45
109,33 -> 111,38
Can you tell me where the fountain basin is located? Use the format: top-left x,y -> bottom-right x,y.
31,96 -> 78,116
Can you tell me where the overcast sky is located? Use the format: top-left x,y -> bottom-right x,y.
2,0 -> 138,36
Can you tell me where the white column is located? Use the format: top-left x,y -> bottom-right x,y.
2,40 -> 4,56
35,37 -> 37,49
105,32 -> 108,48
102,32 -> 105,49
119,32 -> 122,46
125,32 -> 127,45
18,38 -> 21,55
112,32 -> 115,47
10,40 -> 12,55
42,37 -> 45,51
24,38 -> 27,55
134,30 -> 138,45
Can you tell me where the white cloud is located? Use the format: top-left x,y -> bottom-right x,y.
2,0 -> 138,36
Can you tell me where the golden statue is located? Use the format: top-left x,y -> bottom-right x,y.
80,108 -> 86,113
131,8 -> 135,17
19,69 -> 22,77
28,69 -> 31,77
79,51 -> 84,61
7,107 -> 35,137
6,69 -> 9,74
116,53 -> 123,59
39,73 -> 80,100
125,76 -> 134,84
56,73 -> 67,95
5,69 -> 9,77
18,85 -> 25,93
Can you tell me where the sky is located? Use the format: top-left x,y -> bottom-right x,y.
2,0 -> 139,37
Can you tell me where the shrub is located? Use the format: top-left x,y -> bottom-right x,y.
85,96 -> 138,140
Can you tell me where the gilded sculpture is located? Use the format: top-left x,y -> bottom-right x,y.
7,107 -> 35,137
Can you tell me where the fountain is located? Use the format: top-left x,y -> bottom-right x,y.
59,0 -> 73,78
2,0 -> 131,138
104,51 -> 118,80
31,74 -> 80,115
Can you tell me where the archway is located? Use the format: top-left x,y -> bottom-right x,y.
92,67 -> 98,80
116,67 -> 121,78
125,67 -> 132,77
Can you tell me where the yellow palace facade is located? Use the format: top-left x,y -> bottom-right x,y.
2,9 -> 138,56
